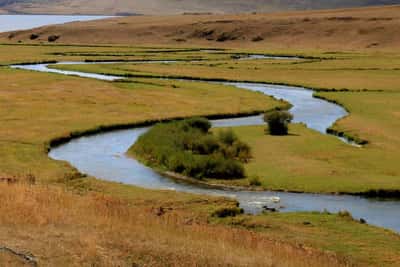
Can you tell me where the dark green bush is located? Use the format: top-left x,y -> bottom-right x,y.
212,206 -> 244,218
232,140 -> 252,163
184,117 -> 212,133
30,34 -> 39,40
48,35 -> 60,42
252,36 -> 264,42
249,175 -> 262,186
218,129 -> 237,145
192,135 -> 220,155
131,118 -> 251,180
263,110 -> 293,135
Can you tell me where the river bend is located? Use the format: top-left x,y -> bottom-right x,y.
11,60 -> 400,232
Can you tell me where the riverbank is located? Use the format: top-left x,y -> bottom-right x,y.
126,122 -> 400,198
214,124 -> 400,196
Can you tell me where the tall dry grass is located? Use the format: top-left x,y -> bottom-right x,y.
0,182 -> 348,266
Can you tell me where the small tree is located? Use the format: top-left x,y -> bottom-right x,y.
263,110 -> 293,135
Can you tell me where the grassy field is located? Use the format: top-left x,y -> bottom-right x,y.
214,124 -> 399,193
0,7 -> 400,264
49,50 -> 400,194
0,66 -> 278,181
51,52 -> 400,92
0,181 -> 346,267
1,179 -> 399,266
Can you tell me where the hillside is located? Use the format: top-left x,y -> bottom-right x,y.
0,0 -> 400,15
2,5 -> 400,51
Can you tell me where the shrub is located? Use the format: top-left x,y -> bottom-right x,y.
252,36 -> 264,42
218,129 -> 237,145
232,140 -> 251,163
167,153 -> 187,173
192,135 -> 220,154
131,118 -> 251,180
30,34 -> 39,40
182,117 -> 211,133
210,157 -> 245,179
263,110 -> 293,135
249,175 -> 262,186
216,32 -> 237,42
48,35 -> 60,42
212,206 -> 244,218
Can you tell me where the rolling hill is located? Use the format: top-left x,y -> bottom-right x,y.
2,5 -> 400,51
0,0 -> 400,15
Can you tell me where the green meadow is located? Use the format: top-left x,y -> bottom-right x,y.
0,43 -> 399,266
50,50 -> 400,194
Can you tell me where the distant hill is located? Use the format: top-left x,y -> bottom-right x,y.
2,5 -> 400,51
0,0 -> 400,15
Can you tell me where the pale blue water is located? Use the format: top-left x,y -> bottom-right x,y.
0,15 -> 111,33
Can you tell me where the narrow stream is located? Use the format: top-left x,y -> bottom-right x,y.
11,60 -> 400,232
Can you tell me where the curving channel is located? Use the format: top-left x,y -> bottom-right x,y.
11,60 -> 400,232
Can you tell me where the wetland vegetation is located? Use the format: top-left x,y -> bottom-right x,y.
48,51 -> 400,195
131,118 -> 251,179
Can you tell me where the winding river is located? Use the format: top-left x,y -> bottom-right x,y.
11,60 -> 400,232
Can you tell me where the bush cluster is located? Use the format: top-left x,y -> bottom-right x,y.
132,118 -> 251,180
263,110 -> 293,135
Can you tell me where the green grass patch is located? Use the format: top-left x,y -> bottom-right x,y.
212,124 -> 400,194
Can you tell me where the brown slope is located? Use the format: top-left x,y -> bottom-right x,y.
1,0 -> 400,15
2,5 -> 400,51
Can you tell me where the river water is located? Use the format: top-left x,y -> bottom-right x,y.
0,15 -> 111,33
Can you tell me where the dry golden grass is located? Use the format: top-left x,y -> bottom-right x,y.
0,182 -> 346,267
2,5 -> 400,51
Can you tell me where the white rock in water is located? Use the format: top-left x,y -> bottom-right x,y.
271,197 -> 281,203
